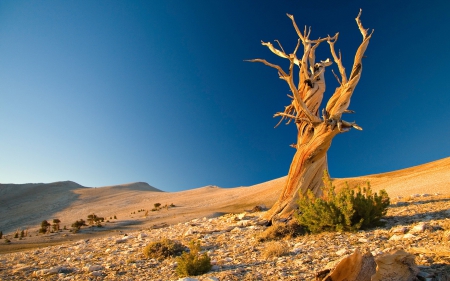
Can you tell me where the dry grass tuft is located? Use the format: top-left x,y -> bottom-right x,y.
262,241 -> 289,259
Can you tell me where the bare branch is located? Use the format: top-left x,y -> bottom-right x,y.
326,10 -> 373,119
274,40 -> 285,54
286,14 -> 305,41
331,69 -> 341,85
327,33 -> 347,84
261,41 -> 288,59
245,59 -> 288,78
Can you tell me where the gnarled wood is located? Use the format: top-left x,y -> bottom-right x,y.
248,10 -> 373,221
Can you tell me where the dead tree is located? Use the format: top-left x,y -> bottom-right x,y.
247,10 -> 373,221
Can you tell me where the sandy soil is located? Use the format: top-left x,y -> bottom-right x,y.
0,157 -> 449,254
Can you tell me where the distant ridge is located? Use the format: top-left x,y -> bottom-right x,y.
97,182 -> 162,192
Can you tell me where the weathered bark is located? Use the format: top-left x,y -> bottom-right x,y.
248,10 -> 373,221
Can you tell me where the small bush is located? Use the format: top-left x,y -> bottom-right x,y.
295,171 -> 390,233
114,215 -> 117,219
14,232 -> 18,238
39,220 -> 50,234
258,222 -> 304,242
154,203 -> 161,209
71,219 -> 87,230
176,240 -> 212,277
263,241 -> 289,259
0,231 -> 2,239
143,238 -> 185,260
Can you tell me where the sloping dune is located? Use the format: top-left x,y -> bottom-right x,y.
0,157 -> 449,234
333,157 -> 450,198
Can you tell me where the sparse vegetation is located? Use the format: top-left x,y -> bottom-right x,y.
52,219 -> 61,231
262,241 -> 289,259
143,238 -> 185,260
114,215 -> 117,219
71,219 -> 87,231
175,240 -> 212,277
87,214 -> 104,226
295,171 -> 390,233
0,231 -> 2,239
39,220 -> 50,234
154,203 -> 161,208
258,221 -> 304,242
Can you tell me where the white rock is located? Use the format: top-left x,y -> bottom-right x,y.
91,271 -> 102,276
358,238 -> 368,243
88,265 -> 103,272
391,226 -> 408,234
335,249 -> 347,256
389,234 -> 403,241
47,267 -> 62,274
137,233 -> 148,240
231,227 -> 242,233
403,233 -> 416,239
177,278 -> 199,281
410,222 -> 429,233
237,220 -> 251,227
237,213 -> 247,220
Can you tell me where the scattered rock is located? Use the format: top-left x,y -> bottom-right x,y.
371,250 -> 419,281
1,193 -> 449,280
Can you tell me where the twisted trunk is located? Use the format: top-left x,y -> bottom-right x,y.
264,123 -> 338,220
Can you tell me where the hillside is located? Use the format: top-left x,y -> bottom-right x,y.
0,157 -> 449,235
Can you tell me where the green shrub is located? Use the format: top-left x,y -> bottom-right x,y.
39,220 -> 50,234
154,203 -> 161,209
143,238 -> 185,260
176,240 -> 212,277
71,219 -> 87,230
295,171 -> 390,233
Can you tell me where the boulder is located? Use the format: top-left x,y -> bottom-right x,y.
371,250 -> 419,281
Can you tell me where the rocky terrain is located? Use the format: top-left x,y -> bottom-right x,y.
1,193 -> 449,280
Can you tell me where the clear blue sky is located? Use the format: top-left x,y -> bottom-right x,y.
1,1 -> 449,191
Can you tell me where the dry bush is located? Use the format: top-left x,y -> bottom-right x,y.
258,221 -> 304,242
143,238 -> 185,260
263,241 -> 289,259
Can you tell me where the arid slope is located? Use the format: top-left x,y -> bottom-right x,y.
0,157 -> 449,235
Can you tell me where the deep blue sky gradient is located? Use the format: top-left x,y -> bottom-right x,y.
1,1 -> 449,191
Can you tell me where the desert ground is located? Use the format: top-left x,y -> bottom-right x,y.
0,157 -> 449,251
0,157 -> 449,280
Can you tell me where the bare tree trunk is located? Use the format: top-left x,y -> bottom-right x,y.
248,10 -> 373,221
264,124 -> 338,220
